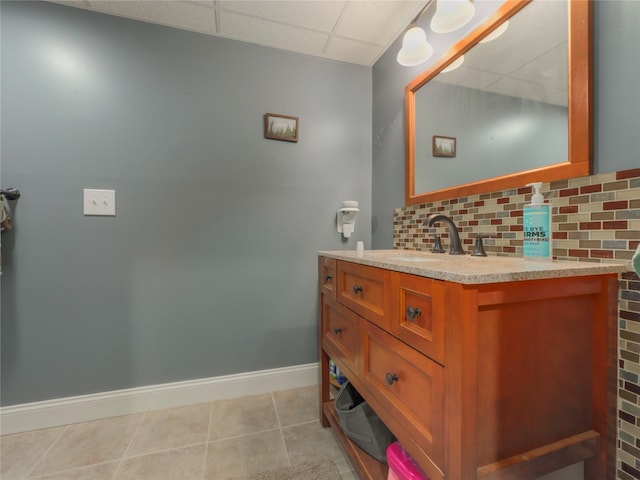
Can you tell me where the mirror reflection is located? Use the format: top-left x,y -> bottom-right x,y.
405,0 -> 592,206
414,1 -> 569,194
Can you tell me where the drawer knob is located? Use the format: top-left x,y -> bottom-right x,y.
385,373 -> 399,386
406,306 -> 422,320
333,328 -> 343,335
353,285 -> 364,294
325,275 -> 332,282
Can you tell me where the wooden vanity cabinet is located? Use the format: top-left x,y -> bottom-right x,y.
337,261 -> 392,329
319,256 -> 618,480
391,274 -> 446,365
322,296 -> 361,381
361,321 -> 445,472
320,257 -> 337,300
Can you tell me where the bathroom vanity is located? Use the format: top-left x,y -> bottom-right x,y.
318,250 -> 624,480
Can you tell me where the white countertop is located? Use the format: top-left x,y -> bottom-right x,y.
318,249 -> 626,284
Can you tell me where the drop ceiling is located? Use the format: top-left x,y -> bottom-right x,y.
47,0 -> 428,66
433,0 -> 568,106
45,0 -> 569,105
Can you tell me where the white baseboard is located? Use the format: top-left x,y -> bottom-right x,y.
0,363 -> 319,435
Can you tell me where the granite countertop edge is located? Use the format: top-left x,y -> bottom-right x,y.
318,249 -> 627,285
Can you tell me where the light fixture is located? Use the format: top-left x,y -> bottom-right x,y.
396,0 -> 436,67
479,21 -> 509,43
397,24 -> 434,67
441,55 -> 464,73
397,0 -> 477,67
430,0 -> 476,34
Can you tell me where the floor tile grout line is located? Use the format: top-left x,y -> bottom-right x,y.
23,425 -> 69,479
118,440 -> 209,461
208,426 -> 283,444
120,412 -> 146,458
279,426 -> 291,468
28,443 -> 212,480
269,391 -> 291,467
270,391 -> 283,430
202,401 -> 215,480
206,400 -> 214,444
112,412 -> 146,480
281,418 -> 320,429
29,459 -> 121,479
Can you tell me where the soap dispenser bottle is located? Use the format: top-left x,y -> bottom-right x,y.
523,182 -> 552,259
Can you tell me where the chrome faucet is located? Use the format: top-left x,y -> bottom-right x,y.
426,214 -> 465,255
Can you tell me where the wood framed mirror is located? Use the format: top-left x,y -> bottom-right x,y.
405,0 -> 592,205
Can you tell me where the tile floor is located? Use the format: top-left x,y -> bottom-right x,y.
1,386 -> 356,480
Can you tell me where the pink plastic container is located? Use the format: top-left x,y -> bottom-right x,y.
386,441 -> 429,480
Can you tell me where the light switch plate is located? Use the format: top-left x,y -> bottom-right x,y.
83,189 -> 116,216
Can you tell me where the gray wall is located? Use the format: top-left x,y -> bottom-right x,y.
0,1 -> 372,405
372,0 -> 640,249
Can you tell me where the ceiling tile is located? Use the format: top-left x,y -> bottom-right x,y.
434,67 -> 502,91
219,0 -> 347,32
485,77 -> 565,104
464,1 -> 567,76
336,1 -> 424,45
324,36 -> 382,66
510,42 -> 568,90
219,11 -> 329,57
541,89 -> 568,107
83,0 -> 217,35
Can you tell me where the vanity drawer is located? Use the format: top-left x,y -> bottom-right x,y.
362,321 -> 445,471
319,257 -> 337,300
321,296 -> 361,377
337,261 -> 391,329
392,274 -> 446,365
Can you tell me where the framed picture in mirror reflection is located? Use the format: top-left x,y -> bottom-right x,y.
433,135 -> 456,158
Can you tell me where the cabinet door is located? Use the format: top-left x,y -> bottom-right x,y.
362,321 -> 445,471
321,296 -> 361,378
337,261 -> 391,329
392,273 -> 446,365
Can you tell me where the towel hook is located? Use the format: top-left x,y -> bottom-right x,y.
1,188 -> 21,201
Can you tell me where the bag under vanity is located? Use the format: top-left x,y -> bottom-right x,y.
334,380 -> 396,462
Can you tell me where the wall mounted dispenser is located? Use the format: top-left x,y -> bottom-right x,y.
337,200 -> 359,238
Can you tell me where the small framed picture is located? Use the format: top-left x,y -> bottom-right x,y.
433,135 -> 456,157
265,113 -> 299,142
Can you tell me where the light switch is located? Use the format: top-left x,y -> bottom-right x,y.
83,189 -> 116,216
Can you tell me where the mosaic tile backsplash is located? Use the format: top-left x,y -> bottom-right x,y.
393,167 -> 640,480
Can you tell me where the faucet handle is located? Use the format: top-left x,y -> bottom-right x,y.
432,234 -> 445,254
472,233 -> 497,257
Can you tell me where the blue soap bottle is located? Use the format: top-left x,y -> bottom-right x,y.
523,182 -> 552,259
